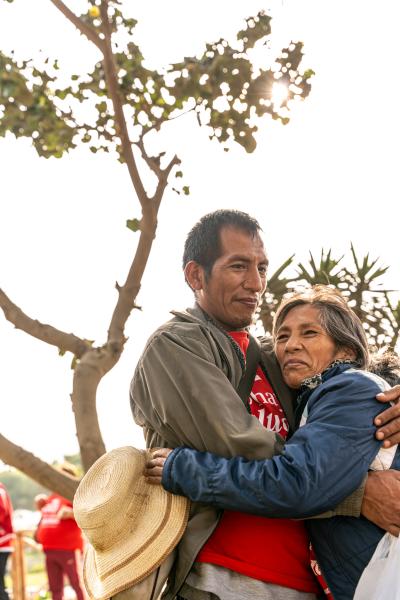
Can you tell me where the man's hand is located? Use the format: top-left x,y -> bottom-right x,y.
145,448 -> 172,485
57,506 -> 74,520
361,470 -> 400,536
375,387 -> 400,447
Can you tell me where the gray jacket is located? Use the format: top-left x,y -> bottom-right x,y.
130,305 -> 363,599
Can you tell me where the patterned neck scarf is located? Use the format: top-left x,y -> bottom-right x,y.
300,359 -> 357,392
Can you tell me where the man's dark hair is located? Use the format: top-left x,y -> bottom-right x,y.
182,209 -> 262,276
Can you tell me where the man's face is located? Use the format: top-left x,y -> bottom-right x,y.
196,226 -> 268,330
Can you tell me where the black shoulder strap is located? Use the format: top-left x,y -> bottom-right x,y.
236,334 -> 261,411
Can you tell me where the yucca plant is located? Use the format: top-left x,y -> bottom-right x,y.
258,246 -> 400,352
259,248 -> 347,336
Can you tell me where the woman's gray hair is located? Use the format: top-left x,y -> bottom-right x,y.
273,285 -> 370,369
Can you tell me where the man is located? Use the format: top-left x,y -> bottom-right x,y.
35,464 -> 84,600
131,209 -> 400,599
0,482 -> 14,600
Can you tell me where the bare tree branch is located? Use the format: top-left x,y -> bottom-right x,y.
106,156 -> 180,347
137,137 -> 163,179
49,1 -> 148,204
154,154 -> 181,210
140,104 -> 196,140
71,351 -> 108,471
99,0 -> 148,205
107,153 -> 180,344
166,104 -> 197,124
0,289 -> 90,357
49,0 -> 104,52
0,434 -> 78,500
42,0 -> 158,472
107,221 -> 155,345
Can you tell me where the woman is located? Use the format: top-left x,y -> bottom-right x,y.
146,285 -> 400,599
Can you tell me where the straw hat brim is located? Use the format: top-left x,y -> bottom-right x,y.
79,449 -> 190,600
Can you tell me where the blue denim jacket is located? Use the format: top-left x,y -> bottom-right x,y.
163,364 -> 400,599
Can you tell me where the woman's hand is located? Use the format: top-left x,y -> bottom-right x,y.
145,448 -> 173,484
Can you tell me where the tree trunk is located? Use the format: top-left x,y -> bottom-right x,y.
0,434 -> 78,500
71,349 -> 112,472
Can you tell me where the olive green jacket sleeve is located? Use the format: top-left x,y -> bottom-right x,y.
131,322 -> 283,460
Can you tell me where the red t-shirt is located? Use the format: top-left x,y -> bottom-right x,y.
0,483 -> 14,549
36,494 -> 83,551
196,331 -> 321,594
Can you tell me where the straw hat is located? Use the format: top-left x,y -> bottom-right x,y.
73,446 -> 190,600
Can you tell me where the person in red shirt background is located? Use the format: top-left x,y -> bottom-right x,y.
35,463 -> 84,600
0,482 -> 14,600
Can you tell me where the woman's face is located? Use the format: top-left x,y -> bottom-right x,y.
274,304 -> 351,389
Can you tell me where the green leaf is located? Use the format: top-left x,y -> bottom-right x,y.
97,101 -> 108,112
126,218 -> 141,232
182,185 -> 190,195
303,69 -> 315,79
0,8 -> 314,178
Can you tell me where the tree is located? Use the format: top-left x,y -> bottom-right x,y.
259,245 -> 400,351
0,1 -> 313,498
0,469 -> 49,510
0,454 -> 82,509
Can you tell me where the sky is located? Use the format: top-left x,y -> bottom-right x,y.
0,0 -> 399,464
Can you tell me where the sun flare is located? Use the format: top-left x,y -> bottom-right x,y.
271,82 -> 289,107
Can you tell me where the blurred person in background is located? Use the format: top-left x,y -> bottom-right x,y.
0,482 -> 14,600
35,463 -> 84,600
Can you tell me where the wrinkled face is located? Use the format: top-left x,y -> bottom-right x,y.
274,304 -> 350,389
188,226 -> 268,330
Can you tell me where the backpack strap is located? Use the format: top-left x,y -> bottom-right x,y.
236,334 -> 261,412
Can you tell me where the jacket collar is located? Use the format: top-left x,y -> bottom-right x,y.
172,305 -> 297,430
294,360 -> 357,428
170,304 -> 210,326
172,304 -> 248,369
300,359 -> 357,394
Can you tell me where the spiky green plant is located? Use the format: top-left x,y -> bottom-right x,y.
258,246 -> 399,352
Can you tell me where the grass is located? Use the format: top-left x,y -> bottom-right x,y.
5,568 -> 47,585
5,547 -> 82,598
26,570 -> 48,587
5,564 -> 48,598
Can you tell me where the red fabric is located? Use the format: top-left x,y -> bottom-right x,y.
196,331 -> 321,594
310,544 -> 334,599
0,483 -> 14,549
45,549 -> 85,600
36,494 -> 83,551
231,332 -> 290,437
